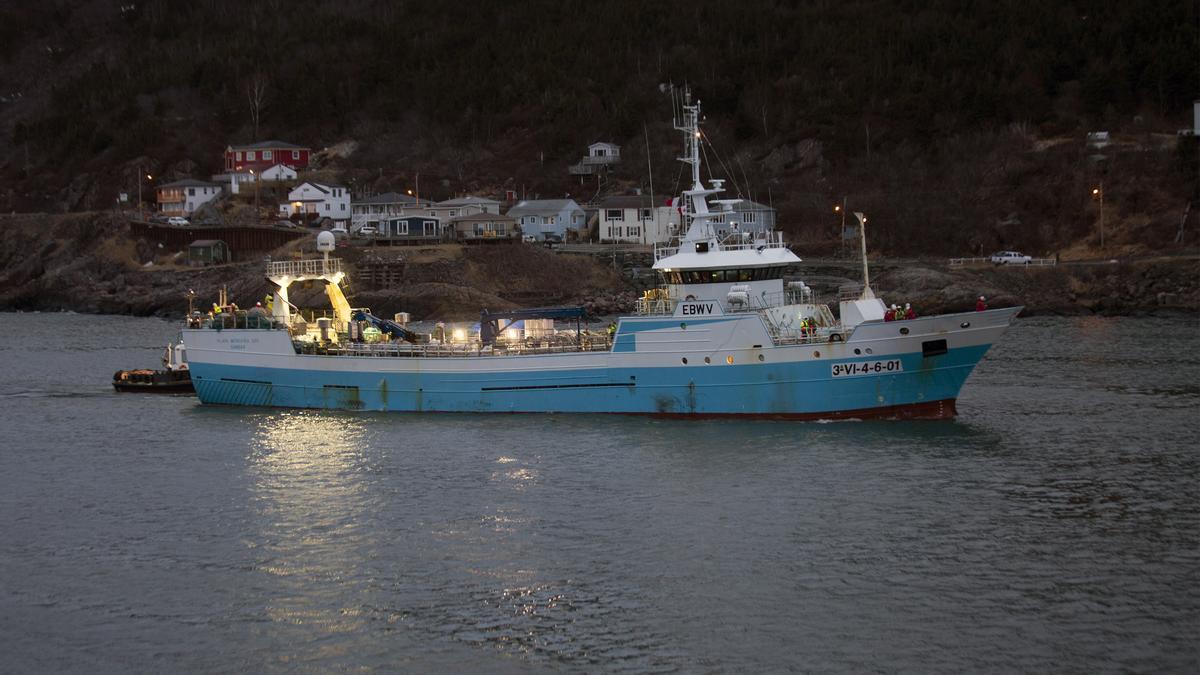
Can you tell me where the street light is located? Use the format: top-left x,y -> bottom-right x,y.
138,171 -> 152,220
1092,182 -> 1104,251
834,197 -> 847,255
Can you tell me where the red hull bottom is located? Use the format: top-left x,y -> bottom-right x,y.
641,398 -> 957,421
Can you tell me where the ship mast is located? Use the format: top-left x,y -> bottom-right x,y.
674,88 -> 722,245
675,89 -> 702,192
855,211 -> 876,299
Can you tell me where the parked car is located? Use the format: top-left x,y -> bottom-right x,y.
542,234 -> 563,247
167,216 -> 190,226
521,234 -> 537,243
357,226 -> 378,237
990,250 -> 1031,265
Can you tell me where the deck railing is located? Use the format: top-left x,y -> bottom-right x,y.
949,257 -> 1056,267
294,336 -> 613,358
653,231 -> 789,261
267,258 -> 342,278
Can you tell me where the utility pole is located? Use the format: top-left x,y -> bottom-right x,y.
835,196 -> 847,257
250,169 -> 260,218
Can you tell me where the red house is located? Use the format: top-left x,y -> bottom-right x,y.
224,140 -> 311,173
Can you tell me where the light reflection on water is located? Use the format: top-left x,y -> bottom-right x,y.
247,412 -> 376,654
0,312 -> 1197,672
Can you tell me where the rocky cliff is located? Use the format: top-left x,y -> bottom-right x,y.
1,213 -> 1196,320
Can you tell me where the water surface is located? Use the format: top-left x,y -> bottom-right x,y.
1,313 -> 1197,672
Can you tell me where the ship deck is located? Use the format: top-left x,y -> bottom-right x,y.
293,337 -> 615,358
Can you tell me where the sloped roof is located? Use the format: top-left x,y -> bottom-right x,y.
228,140 -> 308,150
507,199 -> 582,216
449,213 -> 516,223
293,181 -> 347,193
388,215 -> 441,222
437,195 -> 501,206
159,178 -> 220,189
733,199 -> 775,211
189,239 -> 226,247
598,194 -> 670,209
355,191 -> 418,205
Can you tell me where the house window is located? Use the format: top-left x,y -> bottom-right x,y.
605,209 -> 622,221
398,221 -> 409,235
449,210 -> 457,217
236,151 -> 243,160
263,150 -> 273,160
429,210 -> 435,217
630,227 -> 640,237
292,151 -> 300,160
640,208 -> 652,220
188,188 -> 195,196
744,212 -> 756,223
247,151 -> 256,160
325,204 -> 330,211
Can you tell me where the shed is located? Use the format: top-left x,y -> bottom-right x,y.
188,239 -> 229,265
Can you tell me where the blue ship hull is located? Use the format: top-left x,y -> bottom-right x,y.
186,341 -> 988,419
183,308 -> 1019,419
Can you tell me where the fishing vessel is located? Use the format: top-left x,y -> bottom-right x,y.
181,92 -> 1019,418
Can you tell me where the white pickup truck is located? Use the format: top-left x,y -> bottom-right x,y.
990,250 -> 1032,265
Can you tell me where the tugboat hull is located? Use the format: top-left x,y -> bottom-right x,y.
112,369 -> 194,393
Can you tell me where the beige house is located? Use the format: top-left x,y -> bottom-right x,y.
448,213 -> 518,242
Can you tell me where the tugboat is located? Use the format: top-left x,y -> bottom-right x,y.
180,90 -> 1020,418
113,341 -> 194,393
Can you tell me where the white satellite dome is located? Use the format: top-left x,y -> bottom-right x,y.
316,230 -> 336,252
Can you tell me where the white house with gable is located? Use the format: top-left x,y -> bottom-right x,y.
279,182 -> 350,224
260,164 -> 298,182
506,199 -> 585,240
156,179 -> 222,216
597,194 -> 680,244
217,163 -> 298,195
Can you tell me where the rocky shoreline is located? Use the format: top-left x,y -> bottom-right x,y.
1,213 -> 1196,320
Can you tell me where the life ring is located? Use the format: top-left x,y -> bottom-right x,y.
828,333 -> 843,343
685,294 -> 696,301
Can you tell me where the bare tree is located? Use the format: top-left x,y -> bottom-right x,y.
245,73 -> 269,141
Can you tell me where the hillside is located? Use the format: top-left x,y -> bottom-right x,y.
0,0 -> 1197,256
1,213 -> 1195,320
